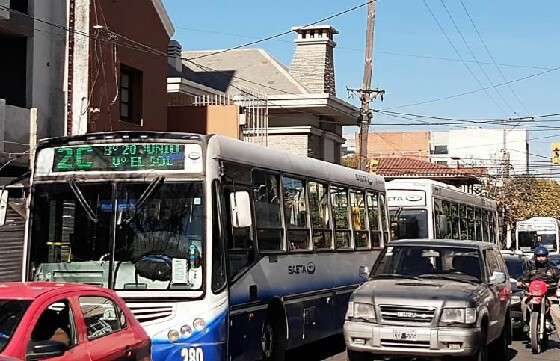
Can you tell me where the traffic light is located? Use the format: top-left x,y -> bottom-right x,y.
552,143 -> 560,165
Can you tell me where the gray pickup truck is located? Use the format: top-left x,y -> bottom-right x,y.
344,239 -> 511,361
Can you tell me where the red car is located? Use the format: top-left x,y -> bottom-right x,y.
0,283 -> 150,361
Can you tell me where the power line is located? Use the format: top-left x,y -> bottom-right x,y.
458,0 -> 530,115
438,0 -> 517,114
176,26 -> 556,72
386,62 -> 560,110
421,0 -> 508,116
184,0 -> 376,62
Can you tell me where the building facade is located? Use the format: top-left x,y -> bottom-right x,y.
167,25 -> 359,164
352,128 -> 530,176
70,0 -> 173,134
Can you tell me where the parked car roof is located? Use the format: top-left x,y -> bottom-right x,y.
388,239 -> 495,249
0,282 -> 103,300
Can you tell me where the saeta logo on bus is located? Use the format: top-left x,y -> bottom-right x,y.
288,262 -> 316,275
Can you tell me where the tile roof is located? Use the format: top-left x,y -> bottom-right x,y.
179,49 -> 307,96
373,157 -> 487,178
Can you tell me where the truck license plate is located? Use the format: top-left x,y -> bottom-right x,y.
392,328 -> 417,341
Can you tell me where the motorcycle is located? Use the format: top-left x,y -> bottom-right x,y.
521,278 -> 559,354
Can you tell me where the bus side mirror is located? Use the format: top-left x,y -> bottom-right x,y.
0,190 -> 8,227
230,191 -> 252,228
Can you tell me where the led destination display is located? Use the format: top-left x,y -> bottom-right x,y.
52,144 -> 186,172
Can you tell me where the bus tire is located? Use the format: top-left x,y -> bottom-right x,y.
261,308 -> 287,361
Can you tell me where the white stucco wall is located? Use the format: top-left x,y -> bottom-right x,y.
70,0 -> 91,135
0,99 -> 32,153
30,0 -> 68,139
448,128 -> 528,175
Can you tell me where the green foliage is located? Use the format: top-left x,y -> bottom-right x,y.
484,178 -> 560,224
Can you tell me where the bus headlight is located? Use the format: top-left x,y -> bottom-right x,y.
193,318 -> 206,332
180,325 -> 193,338
167,329 -> 180,343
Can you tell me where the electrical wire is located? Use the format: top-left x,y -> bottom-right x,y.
421,0 -> 508,116
184,0 -> 377,61
438,0 -> 516,115
458,0 -> 530,115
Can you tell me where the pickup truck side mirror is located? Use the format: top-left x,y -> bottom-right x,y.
26,340 -> 68,360
490,271 -> 506,285
359,265 -> 370,281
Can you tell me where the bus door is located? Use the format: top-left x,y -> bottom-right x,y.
221,179 -> 260,361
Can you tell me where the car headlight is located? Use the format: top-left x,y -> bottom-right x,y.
440,308 -> 477,325
346,301 -> 376,322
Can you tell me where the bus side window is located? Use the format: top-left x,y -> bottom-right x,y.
350,189 -> 369,249
212,182 -> 227,293
330,186 -> 351,249
366,191 -> 382,248
379,193 -> 389,246
253,171 -> 283,252
451,202 -> 460,240
309,181 -> 332,250
282,177 -> 310,251
475,208 -> 483,242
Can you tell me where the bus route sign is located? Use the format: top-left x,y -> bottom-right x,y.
52,144 -> 186,172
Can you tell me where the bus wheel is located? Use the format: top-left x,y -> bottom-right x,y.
261,311 -> 286,361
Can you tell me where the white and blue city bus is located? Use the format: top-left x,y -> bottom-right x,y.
515,217 -> 560,255
386,179 -> 499,243
23,132 -> 390,361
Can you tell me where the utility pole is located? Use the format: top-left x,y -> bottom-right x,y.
348,0 -> 385,171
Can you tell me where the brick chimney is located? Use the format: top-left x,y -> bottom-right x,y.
168,40 -> 183,73
290,25 -> 338,95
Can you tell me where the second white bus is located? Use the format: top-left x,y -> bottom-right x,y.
386,179 -> 499,243
515,217 -> 560,255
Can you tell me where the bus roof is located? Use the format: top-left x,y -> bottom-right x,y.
386,178 -> 496,209
35,131 -> 386,191
207,134 -> 386,191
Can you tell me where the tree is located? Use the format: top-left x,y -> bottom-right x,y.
484,177 -> 560,225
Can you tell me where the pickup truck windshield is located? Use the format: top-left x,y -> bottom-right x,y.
373,245 -> 483,282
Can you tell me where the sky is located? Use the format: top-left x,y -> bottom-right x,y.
162,0 -> 560,173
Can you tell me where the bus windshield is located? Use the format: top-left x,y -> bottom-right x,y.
517,231 -> 557,253
390,209 -> 429,240
29,181 -> 204,291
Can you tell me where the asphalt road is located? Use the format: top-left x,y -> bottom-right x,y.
287,334 -> 560,361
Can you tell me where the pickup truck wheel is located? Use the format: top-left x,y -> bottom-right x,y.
347,350 -> 373,361
492,316 -> 510,361
468,327 -> 488,361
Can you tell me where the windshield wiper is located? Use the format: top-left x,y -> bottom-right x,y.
69,178 -> 98,223
120,176 -> 165,225
372,273 -> 423,281
417,274 -> 479,284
